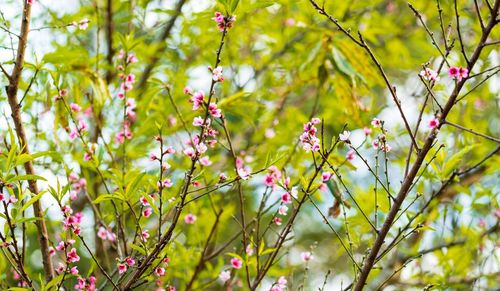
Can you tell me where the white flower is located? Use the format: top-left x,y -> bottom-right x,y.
219,270 -> 231,283
339,130 -> 350,141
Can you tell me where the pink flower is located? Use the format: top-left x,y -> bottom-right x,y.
183,86 -> 193,95
448,66 -> 468,81
300,118 -> 321,152
189,91 -> 205,110
281,192 -> 292,204
67,248 -> 80,263
199,156 -> 212,166
125,257 -> 136,266
274,217 -> 282,225
237,167 -> 251,180
428,117 -> 440,129
219,270 -> 231,283
372,139 -> 380,150
339,130 -> 350,142
143,208 -> 153,217
212,66 -> 224,82
97,227 -> 107,240
208,103 -> 222,117
118,263 -> 127,274
78,19 -> 89,30
127,53 -> 138,64
322,172 -> 332,182
363,127 -> 372,135
184,214 -> 197,224
56,241 -> 65,251
494,208 -> 500,218
448,66 -> 459,78
371,118 -> 382,128
27,0 -> 34,5
301,251 -> 313,262
141,230 -> 150,241
70,266 -> 79,275
155,267 -> 165,277
419,68 -> 439,81
230,258 -> 242,269
193,116 -> 205,126
278,205 -> 288,216
70,103 -> 81,112
346,149 -> 355,161
459,67 -> 469,80
140,196 -> 149,206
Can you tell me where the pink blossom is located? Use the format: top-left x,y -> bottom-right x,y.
212,66 -> 224,82
301,251 -> 313,262
27,0 -> 35,5
78,19 -> 89,30
184,214 -> 197,224
183,148 -> 195,158
183,86 -> 193,95
208,103 -> 222,117
419,68 -> 439,81
230,258 -> 242,269
274,217 -> 282,225
189,91 -> 205,110
265,128 -> 276,138
494,208 -> 500,218
140,196 -> 149,206
143,208 -> 153,217
67,248 -> 80,263
199,156 -> 212,166
371,118 -> 382,128
428,117 -> 440,129
246,244 -> 254,256
285,18 -> 296,26
155,267 -> 165,277
127,53 -> 138,64
141,230 -> 150,241
70,266 -> 79,275
125,257 -> 136,266
237,167 -> 251,180
322,172 -> 332,182
339,130 -> 350,142
346,149 -> 356,161
278,205 -> 288,216
219,270 -> 231,283
56,241 -> 65,251
372,139 -> 380,150
319,183 -> 327,192
193,116 -> 206,126
459,67 -> 469,80
363,127 -> 372,135
97,227 -> 107,240
281,192 -> 292,204
118,263 -> 127,274
70,103 -> 81,112
448,66 -> 459,78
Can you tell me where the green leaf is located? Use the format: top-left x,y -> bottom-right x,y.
7,174 -> 47,183
126,172 -> 146,198
442,144 -> 478,178
129,243 -> 146,255
18,191 -> 45,215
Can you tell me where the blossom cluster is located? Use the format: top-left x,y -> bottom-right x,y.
212,12 -> 236,32
299,117 -> 321,152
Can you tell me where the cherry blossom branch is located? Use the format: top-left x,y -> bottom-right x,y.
121,21 -> 230,290
5,1 -> 55,281
309,0 -> 500,289
444,120 -> 500,143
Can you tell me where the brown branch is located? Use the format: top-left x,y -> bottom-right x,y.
136,0 -> 187,90
444,120 -> 500,143
352,2 -> 499,287
308,0 -> 500,289
5,1 -> 55,282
